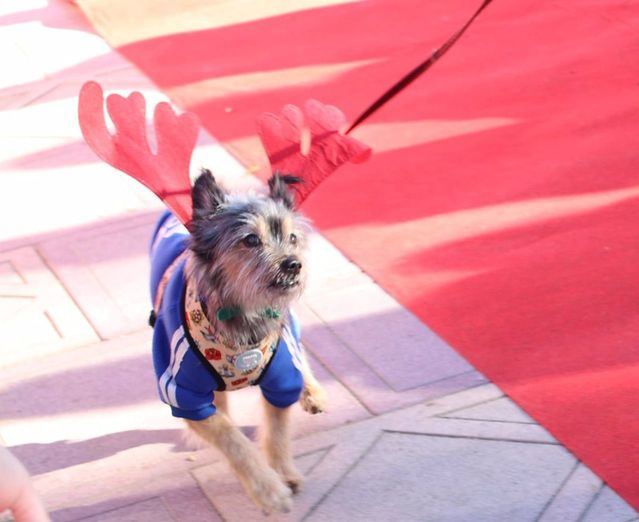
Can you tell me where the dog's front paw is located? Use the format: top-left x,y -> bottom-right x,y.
244,466 -> 293,514
273,460 -> 304,494
300,383 -> 327,415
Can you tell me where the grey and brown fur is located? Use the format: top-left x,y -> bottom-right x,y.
185,169 -> 327,513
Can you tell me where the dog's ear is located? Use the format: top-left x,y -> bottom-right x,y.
268,173 -> 300,210
192,168 -> 226,217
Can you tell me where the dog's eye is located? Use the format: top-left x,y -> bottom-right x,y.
289,233 -> 298,245
243,234 -> 261,248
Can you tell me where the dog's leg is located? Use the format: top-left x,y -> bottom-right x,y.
262,399 -> 304,493
297,345 -> 328,414
186,414 -> 292,513
213,390 -> 228,416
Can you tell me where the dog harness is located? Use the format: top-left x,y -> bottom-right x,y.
149,211 -> 304,420
182,280 -> 280,391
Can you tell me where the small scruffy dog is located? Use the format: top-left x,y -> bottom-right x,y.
149,169 -> 326,513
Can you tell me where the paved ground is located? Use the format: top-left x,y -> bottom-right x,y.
0,2 -> 637,521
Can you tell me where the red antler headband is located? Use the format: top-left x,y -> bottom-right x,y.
257,100 -> 371,203
78,81 -> 371,225
78,81 -> 198,224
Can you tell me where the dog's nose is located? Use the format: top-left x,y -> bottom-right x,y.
281,256 -> 302,274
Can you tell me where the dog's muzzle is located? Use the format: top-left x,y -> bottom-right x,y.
271,256 -> 302,290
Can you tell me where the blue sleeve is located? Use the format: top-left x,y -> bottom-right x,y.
152,314 -> 218,421
259,317 -> 304,409
170,348 -> 218,420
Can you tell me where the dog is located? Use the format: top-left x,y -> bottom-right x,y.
149,168 -> 327,513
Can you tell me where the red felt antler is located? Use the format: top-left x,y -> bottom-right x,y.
79,82 -> 370,218
257,99 -> 371,205
78,81 -> 199,224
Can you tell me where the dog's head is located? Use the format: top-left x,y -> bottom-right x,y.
189,169 -> 310,313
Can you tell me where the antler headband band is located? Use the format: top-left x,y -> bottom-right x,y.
78,81 -> 371,225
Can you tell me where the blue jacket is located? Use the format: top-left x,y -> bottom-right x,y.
149,211 -> 304,420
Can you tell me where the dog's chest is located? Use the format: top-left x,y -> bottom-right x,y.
184,284 -> 278,390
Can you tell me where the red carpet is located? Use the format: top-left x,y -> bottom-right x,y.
77,0 -> 639,507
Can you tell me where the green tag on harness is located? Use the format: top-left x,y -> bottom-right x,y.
216,307 -> 240,321
216,307 -> 281,321
263,308 -> 281,319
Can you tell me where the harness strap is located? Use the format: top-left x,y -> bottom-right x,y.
149,252 -> 187,328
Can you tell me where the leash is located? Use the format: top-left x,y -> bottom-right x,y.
346,0 -> 495,134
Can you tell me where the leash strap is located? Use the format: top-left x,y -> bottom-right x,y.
346,0 -> 495,134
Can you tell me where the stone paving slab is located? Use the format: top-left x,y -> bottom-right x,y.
0,246 -> 98,367
439,395 -> 536,424
580,486 -> 639,522
190,384 -> 638,522
307,432 -> 574,522
304,280 -> 473,392
76,498 -> 175,522
39,215 -> 159,339
297,299 -> 486,415
538,463 -> 602,522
